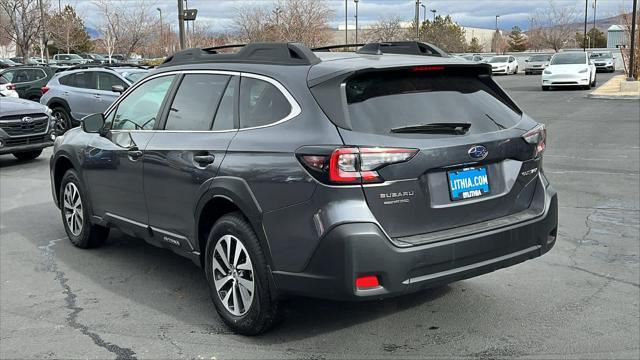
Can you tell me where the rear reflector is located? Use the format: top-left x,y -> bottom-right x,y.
356,275 -> 380,289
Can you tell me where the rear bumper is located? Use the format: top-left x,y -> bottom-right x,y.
273,181 -> 558,301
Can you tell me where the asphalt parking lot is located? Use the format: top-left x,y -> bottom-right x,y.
1,71 -> 638,359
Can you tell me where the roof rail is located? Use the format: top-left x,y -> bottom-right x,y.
54,63 -> 147,73
311,44 -> 365,52
357,41 -> 449,57
160,42 -> 321,67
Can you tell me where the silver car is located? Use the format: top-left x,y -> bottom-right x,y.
40,66 -> 148,133
524,54 -> 552,75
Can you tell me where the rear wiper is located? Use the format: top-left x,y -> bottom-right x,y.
390,122 -> 471,135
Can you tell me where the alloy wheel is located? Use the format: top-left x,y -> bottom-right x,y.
63,182 -> 83,236
212,234 -> 255,316
53,111 -> 68,134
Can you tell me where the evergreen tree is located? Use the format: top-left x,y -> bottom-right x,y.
418,15 -> 467,53
47,5 -> 93,54
467,37 -> 483,52
507,26 -> 527,52
574,28 -> 607,48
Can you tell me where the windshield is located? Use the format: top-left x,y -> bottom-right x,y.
461,55 -> 474,60
590,52 -> 612,59
489,56 -> 509,63
530,55 -> 550,62
93,54 -> 106,60
124,71 -> 146,83
551,53 -> 586,65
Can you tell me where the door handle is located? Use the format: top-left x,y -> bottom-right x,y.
193,154 -> 215,165
127,149 -> 143,160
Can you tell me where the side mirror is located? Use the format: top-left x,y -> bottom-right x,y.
111,85 -> 125,93
82,113 -> 105,134
525,59 -> 530,62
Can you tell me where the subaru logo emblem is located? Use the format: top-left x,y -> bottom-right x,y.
468,145 -> 488,160
21,116 -> 33,124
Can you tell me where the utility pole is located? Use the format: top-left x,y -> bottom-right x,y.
583,0 -> 588,52
58,0 -> 61,12
628,0 -> 637,80
421,4 -> 426,23
495,15 -> 500,30
177,0 -> 185,50
415,0 -> 420,40
430,9 -> 436,20
345,0 -> 348,44
354,0 -> 359,44
157,8 -> 163,55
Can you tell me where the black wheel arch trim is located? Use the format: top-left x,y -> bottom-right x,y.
194,176 -> 272,265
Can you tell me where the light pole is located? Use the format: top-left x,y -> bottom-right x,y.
354,0 -> 359,44
421,4 -> 426,23
495,15 -> 500,30
592,0 -> 597,31
415,0 -> 420,40
430,9 -> 436,20
345,0 -> 348,45
177,0 -> 185,50
185,0 -> 190,48
582,0 -> 588,52
157,8 -> 163,56
628,0 -> 637,81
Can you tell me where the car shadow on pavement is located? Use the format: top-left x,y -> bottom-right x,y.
0,154 -> 48,168
3,202 -> 451,341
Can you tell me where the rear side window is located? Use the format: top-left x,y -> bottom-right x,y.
164,74 -> 230,131
239,77 -> 291,129
345,69 -> 522,135
59,72 -> 92,88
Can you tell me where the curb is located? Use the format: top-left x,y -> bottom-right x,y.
586,94 -> 640,100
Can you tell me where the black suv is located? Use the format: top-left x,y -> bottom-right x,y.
0,65 -> 54,101
49,43 -> 558,335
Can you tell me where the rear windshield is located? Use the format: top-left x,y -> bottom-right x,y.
529,55 -> 550,61
345,70 -> 522,135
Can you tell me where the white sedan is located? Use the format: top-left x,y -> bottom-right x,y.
0,75 -> 18,98
541,52 -> 596,91
488,55 -> 519,75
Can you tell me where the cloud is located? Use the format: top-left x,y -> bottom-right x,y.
66,0 -> 630,34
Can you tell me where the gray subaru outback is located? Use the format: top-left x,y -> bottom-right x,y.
49,42 -> 558,335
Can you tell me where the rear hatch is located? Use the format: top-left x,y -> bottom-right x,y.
309,64 -> 543,242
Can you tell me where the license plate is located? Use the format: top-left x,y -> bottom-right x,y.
447,166 -> 490,201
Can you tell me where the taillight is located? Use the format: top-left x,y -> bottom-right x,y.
41,86 -> 49,95
410,65 -> 445,72
299,146 -> 417,185
523,123 -> 546,158
6,83 -> 16,90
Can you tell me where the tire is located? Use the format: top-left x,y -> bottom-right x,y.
205,212 -> 280,335
542,86 -> 550,91
59,169 -> 109,248
52,106 -> 72,135
591,74 -> 597,87
514,66 -> 518,74
12,149 -> 42,160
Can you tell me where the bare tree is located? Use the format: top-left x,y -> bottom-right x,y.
362,16 -> 407,42
530,0 -> 577,51
0,0 -> 47,58
93,0 -> 155,60
232,0 -> 333,47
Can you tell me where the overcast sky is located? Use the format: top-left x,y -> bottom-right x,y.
66,0 -> 631,33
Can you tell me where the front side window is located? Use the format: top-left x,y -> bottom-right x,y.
111,75 -> 174,130
95,72 -> 126,91
239,77 -> 291,129
164,74 -> 230,131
